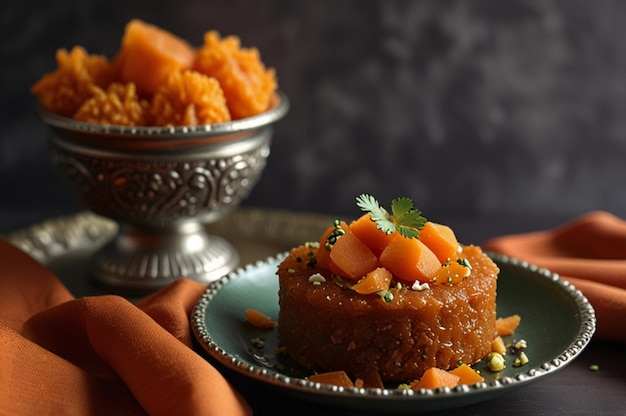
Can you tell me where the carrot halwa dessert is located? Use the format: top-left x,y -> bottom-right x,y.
31,19 -> 278,127
277,195 -> 500,383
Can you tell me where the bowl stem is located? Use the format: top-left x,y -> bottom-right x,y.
89,220 -> 239,294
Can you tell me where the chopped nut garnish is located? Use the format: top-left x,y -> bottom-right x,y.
308,273 -> 326,285
250,336 -> 265,349
411,281 -> 430,291
513,351 -> 529,367
514,339 -> 527,350
487,352 -> 506,372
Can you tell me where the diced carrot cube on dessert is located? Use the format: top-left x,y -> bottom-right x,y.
316,221 -> 349,270
431,260 -> 471,285
419,221 -> 460,263
351,267 -> 393,295
379,237 -> 440,283
316,226 -> 334,270
329,230 -> 379,280
114,19 -> 196,95
349,213 -> 399,256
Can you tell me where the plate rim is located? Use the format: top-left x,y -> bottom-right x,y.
191,250 -> 596,406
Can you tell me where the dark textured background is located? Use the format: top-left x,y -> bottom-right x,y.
3,0 -> 626,230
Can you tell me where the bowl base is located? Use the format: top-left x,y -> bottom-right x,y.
89,221 -> 238,295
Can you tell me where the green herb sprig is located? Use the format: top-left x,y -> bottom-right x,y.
356,194 -> 427,239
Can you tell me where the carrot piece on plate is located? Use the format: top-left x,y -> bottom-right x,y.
410,367 -> 460,390
496,314 -> 521,336
448,363 -> 485,385
245,308 -> 276,329
308,371 -> 354,388
491,335 -> 507,355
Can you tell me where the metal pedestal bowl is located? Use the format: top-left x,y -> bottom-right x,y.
36,92 -> 288,294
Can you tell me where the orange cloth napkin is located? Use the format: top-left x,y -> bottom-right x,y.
0,239 -> 251,415
483,211 -> 626,345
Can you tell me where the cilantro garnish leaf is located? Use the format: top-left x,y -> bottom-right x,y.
356,194 -> 395,234
356,194 -> 427,239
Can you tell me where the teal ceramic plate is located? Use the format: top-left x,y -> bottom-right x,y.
191,252 -> 595,414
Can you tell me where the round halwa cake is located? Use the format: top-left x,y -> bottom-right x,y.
277,243 -> 499,383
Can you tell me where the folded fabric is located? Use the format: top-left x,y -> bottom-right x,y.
483,211 -> 626,345
0,239 -> 251,415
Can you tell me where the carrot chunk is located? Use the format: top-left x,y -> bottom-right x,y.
379,237 -> 440,283
245,308 -> 276,329
419,221 -> 460,263
308,370 -> 354,388
329,230 -> 379,280
316,222 -> 349,270
351,267 -> 393,295
491,335 -> 507,355
431,260 -> 471,285
114,19 -> 196,96
410,367 -> 460,390
496,314 -> 521,336
349,213 -> 399,256
448,363 -> 484,385
194,31 -> 277,119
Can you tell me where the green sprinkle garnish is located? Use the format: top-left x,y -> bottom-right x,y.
457,258 -> 471,269
377,290 -> 394,303
356,194 -> 427,239
589,364 -> 599,371
324,220 -> 346,251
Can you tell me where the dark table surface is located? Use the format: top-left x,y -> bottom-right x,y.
1,206 -> 625,416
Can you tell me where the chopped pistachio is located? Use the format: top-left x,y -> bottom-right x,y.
377,290 -> 394,302
457,257 -> 472,269
487,352 -> 506,372
514,339 -> 527,350
250,336 -> 265,349
513,351 -> 529,367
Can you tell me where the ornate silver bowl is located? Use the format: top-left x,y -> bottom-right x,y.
36,92 -> 288,294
